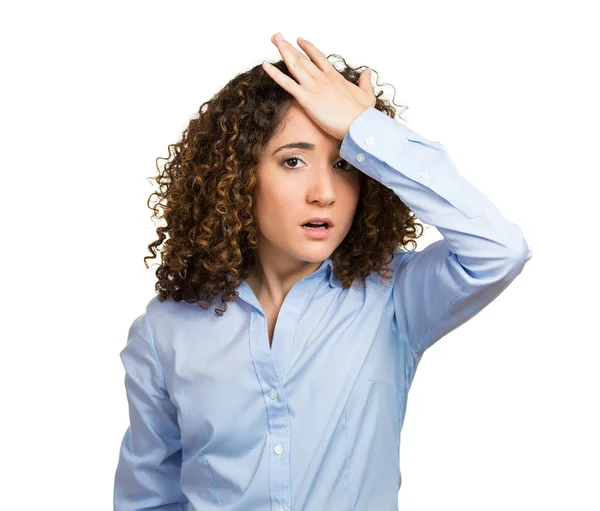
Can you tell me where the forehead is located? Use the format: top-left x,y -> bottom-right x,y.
270,103 -> 336,145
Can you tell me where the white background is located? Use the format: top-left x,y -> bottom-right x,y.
2,0 -> 597,509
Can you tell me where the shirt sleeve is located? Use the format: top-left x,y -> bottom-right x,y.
339,107 -> 533,355
113,312 -> 187,511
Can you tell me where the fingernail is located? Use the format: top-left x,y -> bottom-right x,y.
274,32 -> 283,42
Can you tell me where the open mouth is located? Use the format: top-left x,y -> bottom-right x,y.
301,222 -> 330,230
300,222 -> 332,239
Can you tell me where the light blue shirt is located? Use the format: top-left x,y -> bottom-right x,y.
114,107 -> 532,511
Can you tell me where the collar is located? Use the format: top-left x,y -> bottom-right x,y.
316,256 -> 342,288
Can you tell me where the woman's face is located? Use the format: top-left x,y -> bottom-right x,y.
253,101 -> 361,266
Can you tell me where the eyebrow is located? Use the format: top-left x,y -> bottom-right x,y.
272,142 -> 315,156
272,141 -> 341,156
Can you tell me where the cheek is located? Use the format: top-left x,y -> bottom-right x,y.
351,172 -> 362,193
255,188 -> 300,230
340,175 -> 361,204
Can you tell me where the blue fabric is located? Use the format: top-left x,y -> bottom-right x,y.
114,107 -> 532,510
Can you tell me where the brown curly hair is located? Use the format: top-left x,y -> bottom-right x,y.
144,54 -> 425,316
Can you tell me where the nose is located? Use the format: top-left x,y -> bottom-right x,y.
306,166 -> 336,205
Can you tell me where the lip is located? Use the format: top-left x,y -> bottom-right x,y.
300,224 -> 333,239
301,217 -> 334,228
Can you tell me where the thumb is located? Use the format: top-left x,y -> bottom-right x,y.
358,68 -> 374,95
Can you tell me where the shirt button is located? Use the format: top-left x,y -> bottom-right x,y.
276,507 -> 285,511
420,170 -> 432,182
365,135 -> 375,145
356,153 -> 365,162
268,389 -> 278,400
274,444 -> 284,455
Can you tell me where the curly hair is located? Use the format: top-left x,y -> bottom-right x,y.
143,54 -> 425,316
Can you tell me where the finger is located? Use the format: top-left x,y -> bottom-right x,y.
271,33 -> 319,83
262,61 -> 306,101
271,32 -> 313,66
296,37 -> 337,75
358,67 -> 376,97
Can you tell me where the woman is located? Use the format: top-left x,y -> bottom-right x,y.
113,33 -> 532,511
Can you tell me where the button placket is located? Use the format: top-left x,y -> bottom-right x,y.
247,311 -> 291,511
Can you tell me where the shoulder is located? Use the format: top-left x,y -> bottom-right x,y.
143,295 -> 216,349
362,246 -> 416,293
391,246 -> 416,267
384,246 -> 418,280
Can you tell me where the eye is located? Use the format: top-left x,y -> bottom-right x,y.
334,159 -> 356,172
281,156 -> 306,170
280,156 -> 356,172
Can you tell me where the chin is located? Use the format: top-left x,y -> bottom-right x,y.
294,245 -> 336,262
